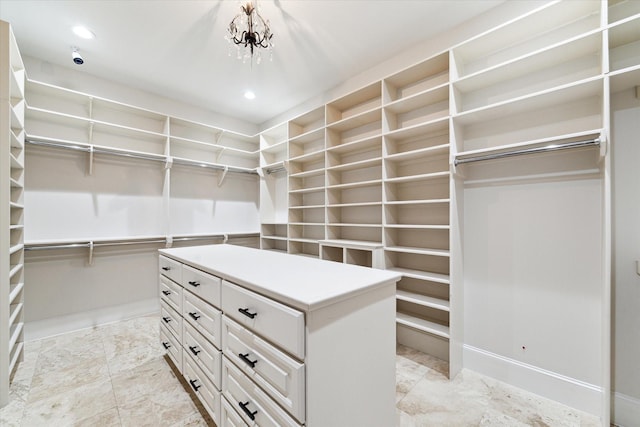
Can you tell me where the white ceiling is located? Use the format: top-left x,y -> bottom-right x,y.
0,0 -> 504,126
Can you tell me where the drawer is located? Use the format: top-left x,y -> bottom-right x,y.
183,321 -> 222,390
221,397 -> 248,427
222,357 -> 302,427
159,275 -> 182,313
159,255 -> 182,284
222,280 -> 305,360
222,316 -> 305,423
160,322 -> 182,373
160,299 -> 182,341
183,290 -> 222,349
184,352 -> 221,426
182,264 -> 221,308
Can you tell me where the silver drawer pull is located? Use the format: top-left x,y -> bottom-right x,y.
239,353 -> 257,368
238,401 -> 257,421
238,307 -> 257,319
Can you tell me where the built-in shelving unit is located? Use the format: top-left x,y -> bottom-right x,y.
256,6 -> 614,417
1,20 -> 25,407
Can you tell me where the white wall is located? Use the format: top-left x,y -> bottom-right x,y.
462,159 -> 605,415
611,88 -> 640,426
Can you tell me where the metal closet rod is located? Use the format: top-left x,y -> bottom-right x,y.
453,137 -> 601,166
265,166 -> 287,175
25,233 -> 259,251
25,137 -> 258,175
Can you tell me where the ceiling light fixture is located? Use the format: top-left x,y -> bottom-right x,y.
225,1 -> 274,65
72,25 -> 95,39
244,90 -> 256,100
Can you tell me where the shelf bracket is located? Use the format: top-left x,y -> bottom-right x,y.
218,166 -> 229,187
214,130 -> 225,146
165,156 -> 173,170
215,146 -> 227,163
88,145 -> 94,176
88,240 -> 94,266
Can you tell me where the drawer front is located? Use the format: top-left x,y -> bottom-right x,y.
182,264 -> 221,308
183,290 -> 222,349
159,275 -> 182,313
160,299 -> 182,341
222,316 -> 305,422
221,397 -> 248,427
159,255 -> 182,283
184,353 -> 221,426
222,358 -> 302,427
221,281 -> 305,360
160,322 -> 182,373
183,321 -> 222,390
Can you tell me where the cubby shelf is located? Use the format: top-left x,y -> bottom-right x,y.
396,313 -> 449,339
396,290 -> 450,312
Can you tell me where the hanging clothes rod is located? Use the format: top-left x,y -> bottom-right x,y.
453,138 -> 601,166
25,233 -> 260,251
171,157 -> 257,175
26,138 -> 166,163
26,137 -> 258,175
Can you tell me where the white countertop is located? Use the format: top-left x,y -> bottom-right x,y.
159,244 -> 401,312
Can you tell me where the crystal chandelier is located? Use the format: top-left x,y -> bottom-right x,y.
225,1 -> 274,64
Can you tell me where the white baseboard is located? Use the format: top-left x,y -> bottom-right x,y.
612,392 -> 640,427
463,344 -> 604,418
24,298 -> 160,341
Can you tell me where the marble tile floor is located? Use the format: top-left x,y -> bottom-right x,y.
0,314 -> 601,427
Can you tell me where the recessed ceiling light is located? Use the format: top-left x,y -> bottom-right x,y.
244,90 -> 256,100
72,26 -> 95,39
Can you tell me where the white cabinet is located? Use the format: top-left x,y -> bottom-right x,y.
159,244 -> 400,427
0,20 -> 25,408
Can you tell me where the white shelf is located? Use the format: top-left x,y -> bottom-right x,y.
320,239 -> 384,250
328,223 -> 381,228
396,290 -> 450,312
8,322 -> 23,353
288,237 -> 321,244
9,303 -> 23,328
385,144 -> 449,162
261,139 -> 288,154
289,149 -> 325,163
9,224 -> 24,230
9,282 -> 24,305
328,202 -> 382,208
288,186 -> 325,194
9,202 -> 24,210
289,168 -> 324,179
610,65 -> 640,93
384,171 -> 449,184
8,341 -> 24,378
384,224 -> 450,230
327,135 -> 381,154
384,83 -> 449,114
396,313 -> 449,339
386,267 -> 450,284
386,246 -> 450,257
9,244 -> 23,255
289,127 -> 324,144
288,204 -> 325,210
327,157 -> 382,172
326,179 -> 382,190
289,222 -> 324,227
384,199 -> 450,206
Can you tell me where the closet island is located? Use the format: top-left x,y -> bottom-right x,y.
158,244 -> 401,427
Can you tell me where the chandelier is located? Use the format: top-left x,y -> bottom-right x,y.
225,1 -> 274,64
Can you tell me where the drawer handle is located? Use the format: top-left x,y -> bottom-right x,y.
238,308 -> 257,319
238,401 -> 257,421
189,379 -> 201,392
162,341 -> 171,350
162,316 -> 172,323
188,312 -> 201,321
162,290 -> 171,296
239,353 -> 257,368
189,346 -> 201,356
161,266 -> 171,271
188,281 -> 201,287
